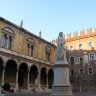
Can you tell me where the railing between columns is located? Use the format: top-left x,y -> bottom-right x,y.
41,84 -> 47,88
29,84 -> 38,88
28,84 -> 38,92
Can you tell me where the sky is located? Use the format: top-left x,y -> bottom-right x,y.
0,0 -> 96,42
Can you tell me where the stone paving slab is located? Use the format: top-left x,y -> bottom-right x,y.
2,92 -> 96,96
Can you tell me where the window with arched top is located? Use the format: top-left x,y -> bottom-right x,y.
79,57 -> 83,64
71,70 -> 74,75
80,68 -> 84,75
27,43 -> 30,55
27,38 -> 35,56
45,46 -> 51,62
88,68 -> 93,74
1,27 -> 14,49
89,42 -> 93,48
31,45 -> 34,56
2,34 -> 7,48
79,44 -> 83,50
70,56 -> 75,64
89,53 -> 95,61
70,46 -> 73,51
8,36 -> 12,49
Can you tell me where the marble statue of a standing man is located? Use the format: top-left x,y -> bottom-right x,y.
56,32 -> 65,62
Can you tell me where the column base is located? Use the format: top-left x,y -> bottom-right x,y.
16,83 -> 18,92
51,84 -> 73,96
2,82 -> 4,86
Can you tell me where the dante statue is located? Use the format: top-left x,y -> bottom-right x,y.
56,32 -> 65,61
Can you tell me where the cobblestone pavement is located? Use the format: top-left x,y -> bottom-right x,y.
1,92 -> 96,96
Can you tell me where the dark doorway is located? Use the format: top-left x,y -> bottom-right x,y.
48,69 -> 54,89
18,63 -> 28,89
29,65 -> 38,84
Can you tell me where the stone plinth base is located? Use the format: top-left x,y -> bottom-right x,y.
51,84 -> 73,96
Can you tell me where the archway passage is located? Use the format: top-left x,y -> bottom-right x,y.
0,58 -> 3,83
48,69 -> 54,89
29,65 -> 38,84
40,67 -> 47,85
70,56 -> 75,65
18,63 -> 28,89
5,60 -> 17,83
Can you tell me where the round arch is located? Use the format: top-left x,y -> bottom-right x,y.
69,56 -> 75,65
48,69 -> 54,89
5,59 -> 17,83
18,62 -> 28,89
89,53 -> 95,61
40,67 -> 47,85
29,65 -> 38,84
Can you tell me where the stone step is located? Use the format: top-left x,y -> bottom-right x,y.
5,92 -> 51,96
4,92 -> 96,96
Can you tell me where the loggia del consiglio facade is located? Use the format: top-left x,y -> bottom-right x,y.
0,17 -> 56,92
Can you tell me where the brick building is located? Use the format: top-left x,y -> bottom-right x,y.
65,29 -> 96,92
51,28 -> 96,92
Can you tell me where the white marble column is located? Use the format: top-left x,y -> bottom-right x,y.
2,66 -> 5,86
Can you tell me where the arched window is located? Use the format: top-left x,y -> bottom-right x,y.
27,38 -> 35,57
1,27 -> 14,49
45,46 -> 51,62
46,50 -> 51,61
2,34 -> 7,48
8,36 -> 12,49
89,53 -> 95,61
70,46 -> 73,51
89,42 -> 93,48
70,56 -> 75,64
27,43 -> 30,55
88,68 -> 93,74
71,70 -> 74,75
31,45 -> 34,56
80,68 -> 84,75
79,57 -> 83,64
79,44 -> 83,50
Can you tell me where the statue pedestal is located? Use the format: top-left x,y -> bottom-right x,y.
51,63 -> 73,96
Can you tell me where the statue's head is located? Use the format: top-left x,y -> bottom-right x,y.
59,32 -> 63,37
